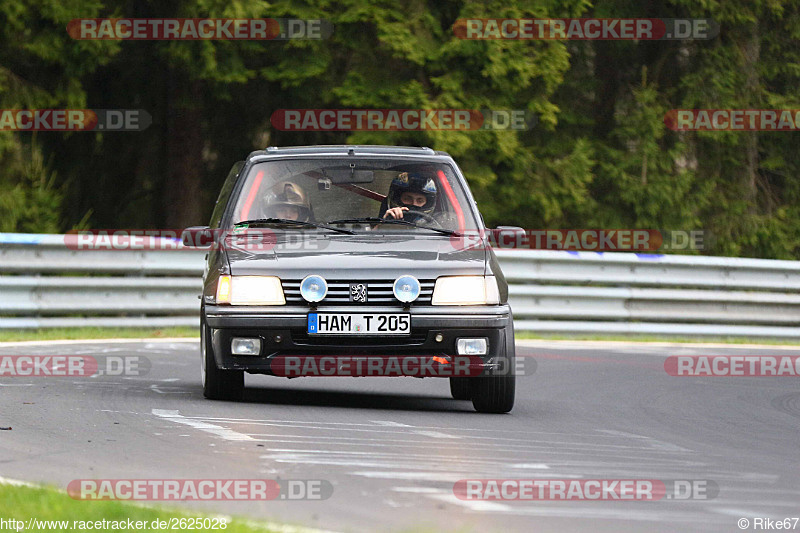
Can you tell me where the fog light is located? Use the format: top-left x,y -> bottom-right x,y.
231,338 -> 261,356
456,338 -> 487,355
393,275 -> 420,303
300,275 -> 328,303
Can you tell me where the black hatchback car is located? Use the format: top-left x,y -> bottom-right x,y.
187,145 -> 515,413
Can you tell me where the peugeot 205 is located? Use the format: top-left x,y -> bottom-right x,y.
185,145 -> 516,413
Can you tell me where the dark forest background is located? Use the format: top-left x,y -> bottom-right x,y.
1,0 -> 798,258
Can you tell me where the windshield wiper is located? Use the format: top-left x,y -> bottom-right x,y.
326,217 -> 460,237
234,218 -> 355,235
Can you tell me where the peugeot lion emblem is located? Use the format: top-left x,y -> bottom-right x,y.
350,283 -> 368,303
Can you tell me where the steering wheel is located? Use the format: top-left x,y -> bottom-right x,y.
406,210 -> 443,228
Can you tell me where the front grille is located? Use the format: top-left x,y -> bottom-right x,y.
282,279 -> 435,305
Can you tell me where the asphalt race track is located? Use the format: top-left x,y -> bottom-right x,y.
1,338 -> 799,532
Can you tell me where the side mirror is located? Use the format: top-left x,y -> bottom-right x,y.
492,226 -> 526,249
181,226 -> 214,248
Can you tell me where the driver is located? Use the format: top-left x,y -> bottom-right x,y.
381,172 -> 438,223
261,181 -> 312,222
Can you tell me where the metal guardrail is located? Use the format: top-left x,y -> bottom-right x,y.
1,233 -> 799,338
0,234 -> 201,329
499,250 -> 800,338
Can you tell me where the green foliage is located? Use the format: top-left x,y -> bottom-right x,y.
0,483 -> 281,532
0,0 -> 117,232
0,139 -> 62,232
0,0 -> 798,257
594,69 -> 709,232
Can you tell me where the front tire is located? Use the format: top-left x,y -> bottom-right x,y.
470,372 -> 515,413
201,318 -> 244,401
449,377 -> 471,400
470,323 -> 515,413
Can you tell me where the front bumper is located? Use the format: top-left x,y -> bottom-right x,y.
204,304 -> 513,376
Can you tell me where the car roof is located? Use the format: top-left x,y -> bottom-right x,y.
247,145 -> 453,160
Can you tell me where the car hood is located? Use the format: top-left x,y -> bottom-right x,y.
225,233 -> 487,279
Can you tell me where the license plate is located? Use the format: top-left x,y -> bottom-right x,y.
307,313 -> 410,335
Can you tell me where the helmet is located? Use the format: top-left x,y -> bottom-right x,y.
262,181 -> 311,222
387,172 -> 438,219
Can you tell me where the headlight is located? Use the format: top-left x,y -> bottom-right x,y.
216,275 -> 285,305
431,276 -> 500,305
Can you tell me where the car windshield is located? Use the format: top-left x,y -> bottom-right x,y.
230,158 -> 479,233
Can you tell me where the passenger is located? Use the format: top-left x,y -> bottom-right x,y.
262,181 -> 312,222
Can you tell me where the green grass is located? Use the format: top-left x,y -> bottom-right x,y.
0,483 -> 279,532
515,331 -> 800,345
0,327 -> 198,343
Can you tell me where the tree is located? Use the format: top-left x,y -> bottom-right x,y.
0,0 -> 119,231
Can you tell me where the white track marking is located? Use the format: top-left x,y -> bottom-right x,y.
391,487 -> 445,494
427,493 -> 511,512
260,452 -> 547,471
262,448 -> 544,464
184,416 -> 602,436
415,431 -> 461,439
243,432 -> 687,453
351,471 -> 483,482
152,409 -> 255,441
149,384 -> 191,394
0,476 -> 37,487
712,507 -> 791,517
596,430 -> 692,452
244,424 -> 466,439
182,418 -> 660,448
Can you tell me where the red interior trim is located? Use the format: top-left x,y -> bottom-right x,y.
437,170 -> 465,233
240,170 -> 264,221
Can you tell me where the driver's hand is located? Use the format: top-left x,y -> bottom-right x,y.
384,207 -> 408,219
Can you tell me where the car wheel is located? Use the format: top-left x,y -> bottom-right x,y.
449,377 -> 471,400
470,372 -> 515,413
201,317 -> 244,401
470,324 -> 515,413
